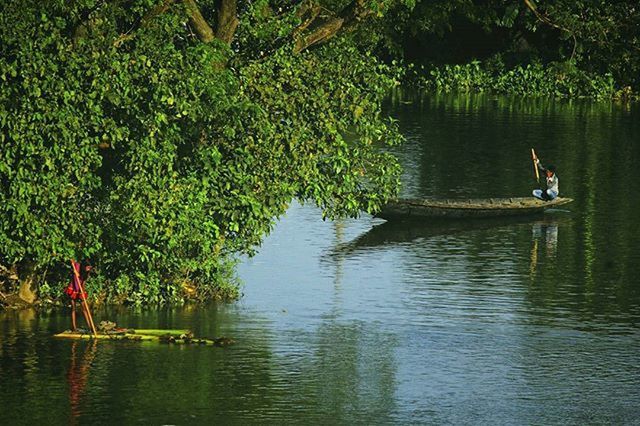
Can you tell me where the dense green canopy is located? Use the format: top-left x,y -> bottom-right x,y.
0,0 -> 405,304
382,0 -> 640,96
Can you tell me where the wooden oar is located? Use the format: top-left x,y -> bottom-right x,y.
71,260 -> 98,337
531,148 -> 540,182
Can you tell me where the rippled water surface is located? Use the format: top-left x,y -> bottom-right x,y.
2,94 -> 640,424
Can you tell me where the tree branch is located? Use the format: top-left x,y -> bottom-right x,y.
184,0 -> 215,43
294,17 -> 344,53
98,0 -> 235,49
523,0 -> 577,60
216,0 -> 239,45
293,0 -> 373,53
293,1 -> 322,37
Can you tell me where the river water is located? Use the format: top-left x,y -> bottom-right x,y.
2,93 -> 640,425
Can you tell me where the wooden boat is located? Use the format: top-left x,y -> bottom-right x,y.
54,329 -> 234,346
375,197 -> 573,220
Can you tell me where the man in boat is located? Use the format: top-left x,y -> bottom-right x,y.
65,260 -> 92,331
532,159 -> 559,201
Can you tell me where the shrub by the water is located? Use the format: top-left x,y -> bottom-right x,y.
410,60 -> 622,100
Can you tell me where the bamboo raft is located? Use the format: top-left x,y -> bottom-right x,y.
54,329 -> 234,346
375,197 -> 573,220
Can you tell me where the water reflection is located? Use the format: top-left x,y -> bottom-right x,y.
2,93 -> 640,424
67,340 -> 97,425
529,217 -> 560,279
332,215 -> 549,259
533,220 -> 558,256
284,321 -> 399,423
308,221 -> 398,422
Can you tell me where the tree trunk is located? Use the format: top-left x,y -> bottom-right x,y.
294,17 -> 345,53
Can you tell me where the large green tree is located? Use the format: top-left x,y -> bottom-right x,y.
0,0 -> 405,304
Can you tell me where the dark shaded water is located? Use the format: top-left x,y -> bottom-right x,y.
2,93 -> 640,425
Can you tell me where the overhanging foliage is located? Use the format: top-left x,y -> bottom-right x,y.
0,0 -> 404,304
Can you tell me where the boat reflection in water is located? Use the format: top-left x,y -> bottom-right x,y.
331,213 -> 570,260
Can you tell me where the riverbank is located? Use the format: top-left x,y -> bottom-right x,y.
1,289 -> 72,311
0,292 -> 32,310
0,280 -> 241,311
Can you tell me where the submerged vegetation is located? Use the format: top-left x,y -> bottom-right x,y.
1,0 -> 638,307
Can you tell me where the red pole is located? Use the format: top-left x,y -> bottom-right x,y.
71,261 -> 98,337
